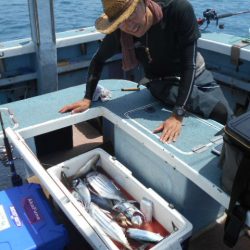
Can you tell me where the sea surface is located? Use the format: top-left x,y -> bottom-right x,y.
0,0 -> 250,43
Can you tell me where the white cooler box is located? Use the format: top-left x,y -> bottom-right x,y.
6,128 -> 192,250
48,148 -> 193,250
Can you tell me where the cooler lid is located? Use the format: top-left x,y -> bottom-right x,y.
124,102 -> 223,155
226,111 -> 250,143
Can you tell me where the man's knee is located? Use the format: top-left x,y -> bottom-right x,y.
209,101 -> 228,124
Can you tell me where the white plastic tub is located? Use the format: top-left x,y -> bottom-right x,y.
47,148 -> 192,250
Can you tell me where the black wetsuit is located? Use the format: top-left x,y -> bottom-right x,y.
84,0 -> 232,123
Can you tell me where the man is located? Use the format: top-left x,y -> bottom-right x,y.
60,0 -> 232,143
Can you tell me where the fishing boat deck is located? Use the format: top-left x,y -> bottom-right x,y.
0,79 -> 228,205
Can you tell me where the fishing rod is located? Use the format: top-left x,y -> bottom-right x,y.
0,112 -> 22,186
197,9 -> 250,30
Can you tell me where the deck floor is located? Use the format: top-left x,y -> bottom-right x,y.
36,120 -> 250,250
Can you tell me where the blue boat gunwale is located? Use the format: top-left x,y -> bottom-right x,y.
1,28 -> 250,60
0,27 -> 104,59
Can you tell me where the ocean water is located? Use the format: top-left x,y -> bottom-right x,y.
0,0 -> 249,43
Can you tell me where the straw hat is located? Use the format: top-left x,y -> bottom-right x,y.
95,0 -> 141,34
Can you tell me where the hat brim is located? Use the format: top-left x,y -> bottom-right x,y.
95,0 -> 141,34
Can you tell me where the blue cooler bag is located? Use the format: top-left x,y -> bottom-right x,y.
0,183 -> 68,250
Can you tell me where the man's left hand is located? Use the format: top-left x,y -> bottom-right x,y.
153,115 -> 183,143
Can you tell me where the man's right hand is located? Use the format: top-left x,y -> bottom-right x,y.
59,99 -> 92,114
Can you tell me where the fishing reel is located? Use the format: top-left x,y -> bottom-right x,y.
204,9 -> 225,30
198,9 -> 225,30
198,8 -> 250,31
203,9 -> 218,25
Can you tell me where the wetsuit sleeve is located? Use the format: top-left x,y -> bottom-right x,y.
174,0 -> 200,109
84,31 -> 121,100
175,40 -> 197,108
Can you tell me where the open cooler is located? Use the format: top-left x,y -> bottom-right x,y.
6,127 -> 192,250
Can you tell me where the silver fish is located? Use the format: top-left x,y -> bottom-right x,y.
138,243 -> 150,250
72,154 -> 100,179
86,171 -> 124,201
71,190 -> 81,201
127,228 -> 164,243
91,193 -> 114,212
90,203 -> 132,250
72,178 -> 91,211
113,201 -> 145,226
131,215 -> 144,226
115,213 -> 133,227
61,170 -> 72,190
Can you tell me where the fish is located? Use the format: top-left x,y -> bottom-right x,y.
131,215 -> 144,226
126,228 -> 164,243
61,171 -> 72,190
138,243 -> 150,250
86,171 -> 124,201
72,154 -> 100,179
71,190 -> 81,201
90,203 -> 132,250
113,201 -> 145,226
114,213 -> 133,227
72,178 -> 91,211
90,193 -> 114,212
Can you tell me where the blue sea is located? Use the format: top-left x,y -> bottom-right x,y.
0,0 -> 249,43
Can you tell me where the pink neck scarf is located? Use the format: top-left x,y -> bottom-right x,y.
121,0 -> 163,71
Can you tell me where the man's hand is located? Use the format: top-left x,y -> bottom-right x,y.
153,114 -> 183,143
59,99 -> 92,114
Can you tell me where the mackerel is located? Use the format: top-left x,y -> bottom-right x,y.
113,201 -> 145,226
91,193 -> 114,212
86,171 -> 124,201
90,203 -> 132,250
127,228 -> 164,243
72,178 -> 91,211
72,154 -> 100,179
